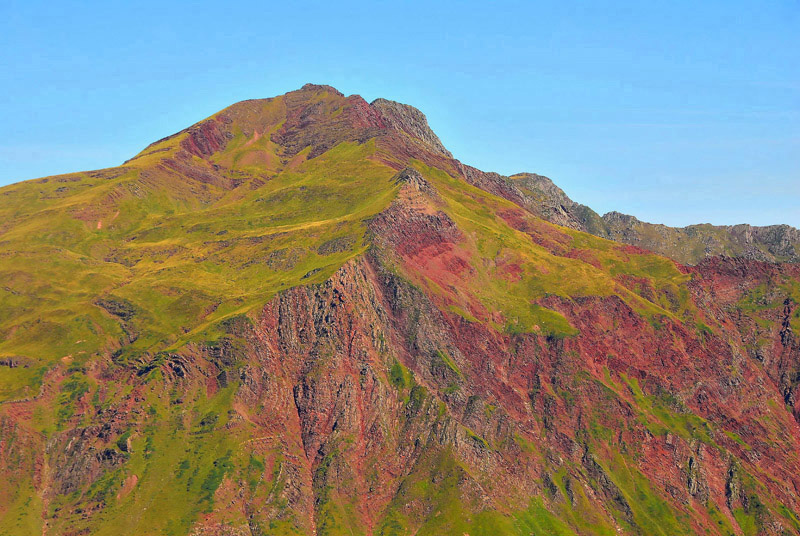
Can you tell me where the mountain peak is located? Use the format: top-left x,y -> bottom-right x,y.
130,85 -> 454,167
370,98 -> 452,157
299,82 -> 344,96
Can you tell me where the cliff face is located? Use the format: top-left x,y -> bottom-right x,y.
1,85 -> 800,536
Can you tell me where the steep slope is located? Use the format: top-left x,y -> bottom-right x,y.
1,84 -> 800,536
506,172 -> 800,265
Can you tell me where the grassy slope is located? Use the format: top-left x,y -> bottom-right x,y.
398,161 -> 695,338
0,137 -> 398,401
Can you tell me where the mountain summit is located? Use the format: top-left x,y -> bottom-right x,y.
1,85 -> 800,536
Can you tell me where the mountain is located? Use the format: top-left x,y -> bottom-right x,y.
505,173 -> 800,265
1,84 -> 799,536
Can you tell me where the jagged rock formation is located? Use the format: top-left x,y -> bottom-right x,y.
370,98 -> 452,158
1,84 -> 799,536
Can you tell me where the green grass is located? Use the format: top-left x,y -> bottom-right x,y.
0,137 -> 398,402
618,374 -> 716,447
0,481 -> 43,536
736,278 -> 800,331
40,383 -> 245,536
432,349 -> 462,377
389,359 -> 413,390
377,449 -> 518,536
515,497 -> 591,536
597,452 -> 688,535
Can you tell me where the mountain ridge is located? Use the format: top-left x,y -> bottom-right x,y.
506,172 -> 800,265
18,82 -> 800,267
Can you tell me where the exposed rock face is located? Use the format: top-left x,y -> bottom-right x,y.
1,84 -> 800,536
509,172 -> 607,232
370,98 -> 452,158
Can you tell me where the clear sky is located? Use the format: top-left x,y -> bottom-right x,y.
1,0 -> 798,227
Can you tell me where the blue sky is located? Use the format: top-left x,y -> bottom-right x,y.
1,0 -> 798,227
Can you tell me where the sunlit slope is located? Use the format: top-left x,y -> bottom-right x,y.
0,109 -> 399,401
372,163 -> 696,338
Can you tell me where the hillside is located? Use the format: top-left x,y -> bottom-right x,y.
1,84 -> 799,536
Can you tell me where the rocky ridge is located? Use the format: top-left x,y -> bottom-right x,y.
508,172 -> 800,265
